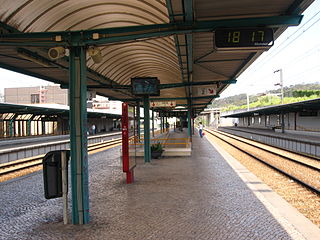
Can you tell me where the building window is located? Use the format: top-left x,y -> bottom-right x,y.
31,94 -> 40,104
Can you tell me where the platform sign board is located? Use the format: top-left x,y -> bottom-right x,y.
131,77 -> 160,96
151,101 -> 176,108
159,111 -> 187,118
197,86 -> 216,96
122,103 -> 136,183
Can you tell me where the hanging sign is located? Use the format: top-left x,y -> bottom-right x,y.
159,111 -> 187,118
197,87 -> 216,96
151,101 -> 176,108
131,77 -> 160,96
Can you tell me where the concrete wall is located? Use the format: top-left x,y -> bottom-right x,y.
296,110 -> 320,131
4,85 -> 68,105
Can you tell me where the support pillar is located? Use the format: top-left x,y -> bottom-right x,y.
143,96 -> 151,162
9,119 -> 14,137
162,117 -> 165,132
281,111 -> 285,133
69,46 -> 89,224
152,108 -> 154,137
27,119 -> 32,136
42,121 -> 46,135
136,101 -> 140,141
192,117 -> 195,135
187,111 -> 192,140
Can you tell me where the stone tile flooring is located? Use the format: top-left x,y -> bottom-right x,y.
0,133 -> 313,239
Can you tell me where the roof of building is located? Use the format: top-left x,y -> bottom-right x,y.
0,102 -> 121,120
222,98 -> 320,118
0,0 -> 313,116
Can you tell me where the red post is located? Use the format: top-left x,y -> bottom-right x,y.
122,102 -> 135,183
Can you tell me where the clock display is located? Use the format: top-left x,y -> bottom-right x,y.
214,28 -> 274,50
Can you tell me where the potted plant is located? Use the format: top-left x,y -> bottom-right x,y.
151,142 -> 164,159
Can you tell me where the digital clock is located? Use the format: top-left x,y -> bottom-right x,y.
131,77 -> 160,96
214,28 -> 274,50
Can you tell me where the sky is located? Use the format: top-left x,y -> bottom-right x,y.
0,0 -> 319,99
221,0 -> 320,98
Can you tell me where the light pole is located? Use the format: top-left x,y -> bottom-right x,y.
274,69 -> 284,104
246,93 -> 250,111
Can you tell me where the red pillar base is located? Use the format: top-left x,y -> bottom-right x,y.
126,169 -> 134,184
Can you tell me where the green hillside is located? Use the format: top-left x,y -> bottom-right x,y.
210,83 -> 320,112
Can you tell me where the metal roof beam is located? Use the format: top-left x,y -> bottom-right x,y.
115,95 -> 220,102
0,15 -> 303,47
86,79 -> 236,90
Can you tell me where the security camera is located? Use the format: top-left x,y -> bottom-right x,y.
88,46 -> 102,64
48,47 -> 66,60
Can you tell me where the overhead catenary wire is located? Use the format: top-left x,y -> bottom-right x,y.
244,10 -> 320,78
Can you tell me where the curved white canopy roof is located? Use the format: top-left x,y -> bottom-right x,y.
0,0 -> 314,115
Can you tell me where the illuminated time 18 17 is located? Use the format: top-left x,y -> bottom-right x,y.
214,28 -> 274,50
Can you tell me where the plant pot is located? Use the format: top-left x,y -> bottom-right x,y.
151,150 -> 163,159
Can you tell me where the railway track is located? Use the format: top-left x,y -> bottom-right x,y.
0,138 -> 122,179
205,129 -> 320,195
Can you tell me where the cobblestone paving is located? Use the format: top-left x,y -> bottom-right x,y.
0,134 -> 307,240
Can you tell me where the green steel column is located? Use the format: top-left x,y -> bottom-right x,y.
69,46 -> 89,224
9,119 -> 14,137
152,108 -> 154,137
187,109 -> 192,140
137,101 -> 140,141
42,121 -> 45,135
188,101 -> 192,141
27,119 -> 32,136
281,111 -> 285,133
160,115 -> 163,133
143,96 -> 151,163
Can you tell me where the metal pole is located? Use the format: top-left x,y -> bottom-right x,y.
69,46 -> 89,224
136,101 -> 140,141
143,96 -> 151,162
152,108 -> 154,137
187,100 -> 192,141
61,151 -> 68,225
247,93 -> 250,111
274,69 -> 284,104
280,69 -> 284,104
281,111 -> 285,133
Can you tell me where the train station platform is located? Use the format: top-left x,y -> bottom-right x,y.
1,131 -> 319,239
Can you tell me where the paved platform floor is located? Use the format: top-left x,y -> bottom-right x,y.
1,132 -> 319,239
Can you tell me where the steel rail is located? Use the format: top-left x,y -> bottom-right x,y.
215,129 -> 320,172
205,129 -> 320,196
0,137 -> 122,177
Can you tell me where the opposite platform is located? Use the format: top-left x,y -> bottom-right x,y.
0,132 -> 319,239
